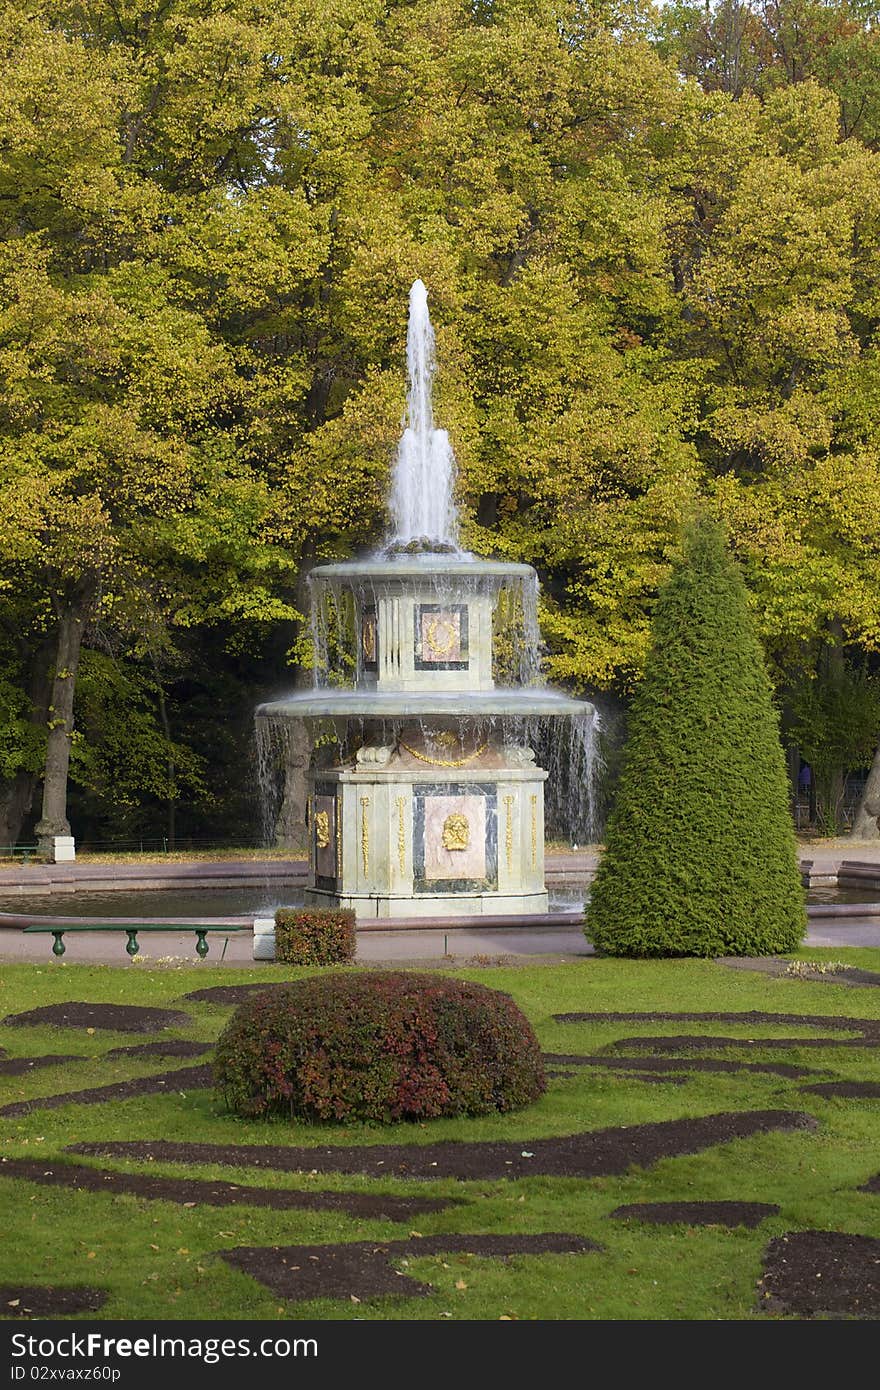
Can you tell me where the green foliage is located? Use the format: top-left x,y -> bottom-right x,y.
273,908 -> 356,967
69,651 -> 206,808
213,971 -> 547,1122
789,658 -> 880,833
586,517 -> 806,957
2,0 -> 880,841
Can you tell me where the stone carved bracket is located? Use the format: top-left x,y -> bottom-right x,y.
355,744 -> 394,766
507,746 -> 536,767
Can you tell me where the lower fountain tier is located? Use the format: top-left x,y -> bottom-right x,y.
305,765 -> 548,920
257,689 -> 591,720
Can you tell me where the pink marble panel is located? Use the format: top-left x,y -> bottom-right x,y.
423,794 -> 486,881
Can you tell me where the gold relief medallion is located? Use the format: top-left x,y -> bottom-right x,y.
432,730 -> 459,750
315,810 -> 331,850
441,812 -> 470,851
361,612 -> 377,663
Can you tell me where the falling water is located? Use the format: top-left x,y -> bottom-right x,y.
387,280 -> 459,549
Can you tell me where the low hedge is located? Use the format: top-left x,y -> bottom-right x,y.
213,971 -> 546,1122
274,908 -> 356,966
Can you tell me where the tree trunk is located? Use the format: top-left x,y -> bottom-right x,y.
154,676 -> 176,851
852,742 -> 880,840
819,623 -> 845,835
0,773 -> 38,852
275,715 -> 310,850
0,639 -> 54,849
35,593 -> 93,854
274,559 -> 315,851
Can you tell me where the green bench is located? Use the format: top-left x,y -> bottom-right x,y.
22,923 -> 249,959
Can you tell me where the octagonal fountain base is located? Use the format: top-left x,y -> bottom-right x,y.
301,733 -> 549,920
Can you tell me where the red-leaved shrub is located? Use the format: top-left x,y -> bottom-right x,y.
213,971 -> 546,1122
273,908 -> 355,966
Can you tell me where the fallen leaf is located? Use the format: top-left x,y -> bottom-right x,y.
350,1295 -> 361,1304
86,1252 -> 96,1260
455,1280 -> 468,1291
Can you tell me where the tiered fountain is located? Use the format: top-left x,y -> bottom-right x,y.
257,281 -> 598,920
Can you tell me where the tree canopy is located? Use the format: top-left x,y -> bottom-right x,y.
1,0 -> 879,846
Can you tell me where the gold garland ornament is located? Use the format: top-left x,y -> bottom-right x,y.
399,739 -> 488,768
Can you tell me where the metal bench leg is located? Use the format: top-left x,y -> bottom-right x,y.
125,930 -> 140,957
51,931 -> 65,958
195,929 -> 209,959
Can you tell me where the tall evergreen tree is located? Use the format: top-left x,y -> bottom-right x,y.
587,517 -> 806,957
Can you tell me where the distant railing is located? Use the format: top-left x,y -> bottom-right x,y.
1,836 -> 274,859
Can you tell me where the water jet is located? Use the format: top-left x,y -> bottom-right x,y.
257,281 -> 599,918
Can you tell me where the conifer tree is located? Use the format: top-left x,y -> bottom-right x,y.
587,517 -> 806,957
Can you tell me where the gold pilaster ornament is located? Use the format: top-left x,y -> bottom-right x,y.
336,800 -> 342,877
504,794 -> 515,872
396,796 -> 407,875
441,812 -> 470,851
315,810 -> 331,850
360,796 -> 370,875
530,794 -> 538,869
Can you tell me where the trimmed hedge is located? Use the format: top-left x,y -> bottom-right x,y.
274,908 -> 356,966
213,971 -> 546,1122
586,516 -> 806,958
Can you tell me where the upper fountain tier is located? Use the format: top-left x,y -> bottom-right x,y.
257,550 -> 592,719
256,280 -> 593,723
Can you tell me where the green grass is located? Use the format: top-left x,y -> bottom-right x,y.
1,950 -> 879,1321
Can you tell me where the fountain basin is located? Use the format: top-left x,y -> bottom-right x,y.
258,689 -> 591,720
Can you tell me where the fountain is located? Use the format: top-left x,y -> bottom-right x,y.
256,281 -> 598,919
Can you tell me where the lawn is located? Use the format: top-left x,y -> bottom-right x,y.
1,949 -> 879,1322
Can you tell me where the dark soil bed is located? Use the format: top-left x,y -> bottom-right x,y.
0,1286 -> 107,1318
609,1200 -> 779,1228
182,984 -> 292,1005
800,1081 -> 880,1098
0,1063 -> 213,1117
553,1011 -> 880,1044
858,1173 -> 880,1192
219,1233 -> 599,1302
547,1064 -> 685,1084
68,1110 -> 817,1181
0,1054 -> 82,1077
0,1157 -> 459,1221
106,1041 -> 212,1060
720,958 -> 880,988
759,1231 -> 880,1318
2,1002 -> 191,1033
610,1034 -> 870,1051
543,1054 -> 820,1078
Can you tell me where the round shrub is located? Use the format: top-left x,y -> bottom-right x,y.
274,908 -> 355,966
213,971 -> 546,1123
